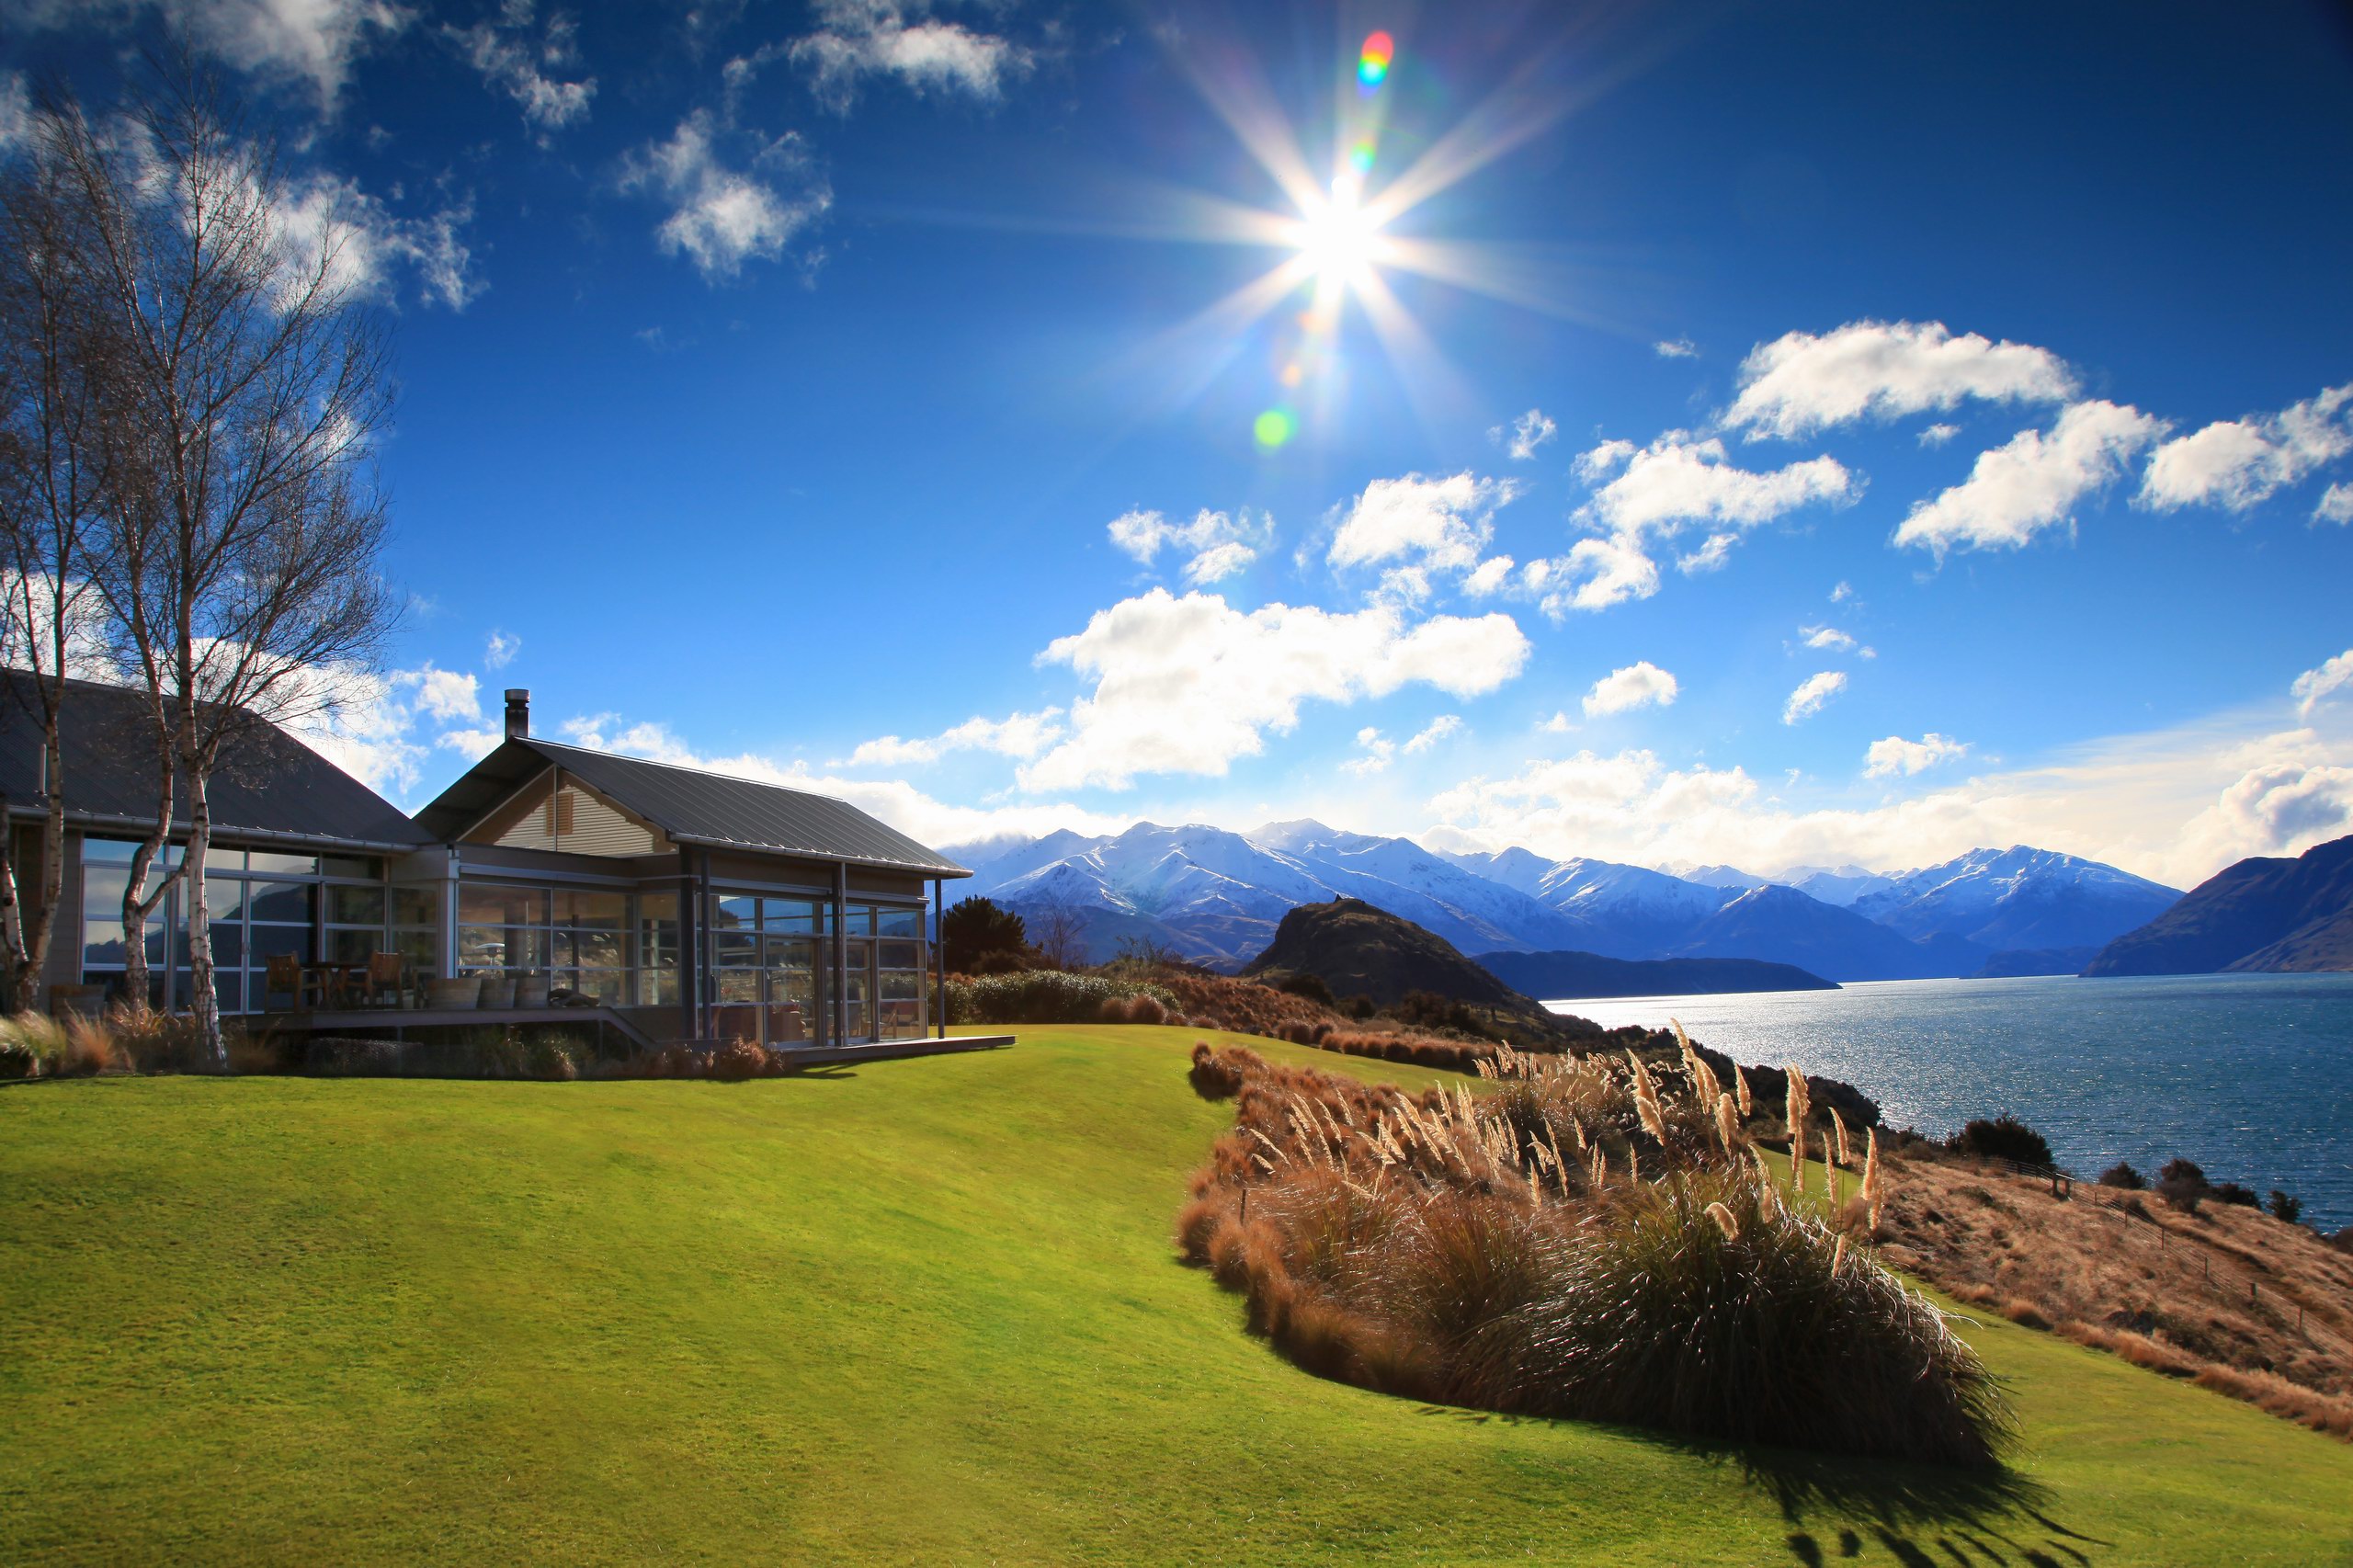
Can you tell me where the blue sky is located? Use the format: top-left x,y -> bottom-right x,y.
7,0 -> 2353,886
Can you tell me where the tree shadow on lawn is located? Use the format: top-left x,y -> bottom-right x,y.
1417,1404 -> 2112,1565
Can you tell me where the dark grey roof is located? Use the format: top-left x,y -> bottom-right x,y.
412,735 -> 971,878
0,669 -> 433,850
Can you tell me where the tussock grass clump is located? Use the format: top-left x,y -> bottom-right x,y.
948,970 -> 1177,1027
1176,1044 -> 2014,1468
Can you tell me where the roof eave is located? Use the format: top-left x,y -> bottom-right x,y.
662,828 -> 970,879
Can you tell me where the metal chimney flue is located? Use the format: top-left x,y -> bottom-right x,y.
504,688 -> 530,740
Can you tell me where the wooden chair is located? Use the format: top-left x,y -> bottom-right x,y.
363,951 -> 408,1009
262,953 -> 327,1011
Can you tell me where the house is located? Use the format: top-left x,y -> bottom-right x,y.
2,674 -> 972,1051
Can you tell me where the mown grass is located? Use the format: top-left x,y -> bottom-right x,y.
3,1025 -> 2349,1565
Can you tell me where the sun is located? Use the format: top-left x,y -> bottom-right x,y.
1289,176 -> 1391,287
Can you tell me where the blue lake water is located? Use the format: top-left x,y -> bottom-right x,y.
1543,972 -> 2353,1231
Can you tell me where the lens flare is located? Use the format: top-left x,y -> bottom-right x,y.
1348,137 -> 1376,176
1358,31 -> 1393,85
1254,406 -> 1297,448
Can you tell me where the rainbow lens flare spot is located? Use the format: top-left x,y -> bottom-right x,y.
1358,31 -> 1394,85
1348,138 -> 1376,176
1255,407 -> 1298,449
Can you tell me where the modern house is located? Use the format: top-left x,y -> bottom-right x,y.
2,674 -> 971,1051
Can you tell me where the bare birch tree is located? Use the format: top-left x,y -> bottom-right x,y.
0,86 -> 126,1011
62,62 -> 398,1062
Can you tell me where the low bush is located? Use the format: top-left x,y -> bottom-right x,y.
1949,1114 -> 2054,1168
2270,1190 -> 2303,1224
947,970 -> 1177,1027
2097,1161 -> 2146,1189
1176,1045 -> 2012,1469
2211,1181 -> 2260,1209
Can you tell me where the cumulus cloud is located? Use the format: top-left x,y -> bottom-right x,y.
620,111 -> 830,281
1654,336 -> 1698,359
1420,714 -> 2353,892
449,2 -> 597,137
2139,381 -> 2353,512
1341,725 -> 1394,776
1895,400 -> 2165,555
1583,661 -> 1678,717
6,0 -> 407,107
1108,506 -> 1269,586
1725,319 -> 2075,440
1782,670 -> 1847,725
268,172 -> 482,312
843,708 -> 1065,768
1490,408 -> 1557,460
399,666 -> 481,723
1864,733 -> 1969,778
483,630 -> 520,669
1799,624 -> 1856,653
1519,434 -> 1854,613
1018,589 -> 1530,791
1327,472 -> 1522,597
1919,423 -> 1960,448
2318,483 -> 2353,525
790,0 -> 1031,111
2293,650 -> 2353,718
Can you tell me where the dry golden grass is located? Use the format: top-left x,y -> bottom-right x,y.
1872,1150 -> 2353,1438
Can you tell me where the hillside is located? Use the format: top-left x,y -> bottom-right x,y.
4,1040 -> 2350,1563
2086,835 -> 2353,975
1672,883 -> 1988,981
1241,895 -> 1532,1010
1476,948 -> 1837,999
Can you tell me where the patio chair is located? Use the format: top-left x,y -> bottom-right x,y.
262,953 -> 327,1011
363,951 -> 408,1009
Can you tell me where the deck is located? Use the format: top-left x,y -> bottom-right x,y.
270,1006 -> 1014,1066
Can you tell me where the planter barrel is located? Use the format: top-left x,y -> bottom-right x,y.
515,976 -> 551,1009
427,977 -> 481,1010
482,977 -> 517,1009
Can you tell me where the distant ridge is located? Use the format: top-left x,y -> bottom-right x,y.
2086,834 -> 2353,975
1475,949 -> 1838,1000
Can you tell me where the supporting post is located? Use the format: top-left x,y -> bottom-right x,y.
934,878 -> 945,1040
833,861 -> 850,1048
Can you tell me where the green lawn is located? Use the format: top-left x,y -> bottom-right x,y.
4,1026 -> 2348,1566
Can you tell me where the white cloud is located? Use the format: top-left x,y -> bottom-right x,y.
2139,382 -> 2353,512
843,707 -> 1065,768
400,666 -> 481,723
0,72 -> 28,152
1461,555 -> 1516,597
1342,726 -> 1394,776
1864,733 -> 1970,778
620,111 -> 830,281
268,172 -> 483,312
1726,319 -> 2075,440
1108,507 -> 1268,586
1895,400 -> 2165,555
1782,670 -> 1847,725
449,4 -> 597,137
1490,408 -> 1557,460
7,0 -> 408,107
1799,624 -> 1856,653
1019,588 -> 1530,791
2318,483 -> 2353,524
1327,472 -> 1522,591
2293,650 -> 2353,718
1919,422 -> 1960,448
1654,337 -> 1698,359
1420,713 -> 2353,892
1830,580 -> 1857,603
1582,661 -> 1678,717
1403,713 -> 1463,755
790,0 -> 1031,111
1524,433 -> 1855,612
483,630 -> 520,669
1676,533 -> 1735,575
1538,711 -> 1577,734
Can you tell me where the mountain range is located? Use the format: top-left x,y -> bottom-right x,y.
949,821 -> 2183,986
2086,834 -> 2353,975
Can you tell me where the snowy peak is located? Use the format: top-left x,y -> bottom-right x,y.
1853,846 -> 2180,951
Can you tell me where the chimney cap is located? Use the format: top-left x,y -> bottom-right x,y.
503,687 -> 530,740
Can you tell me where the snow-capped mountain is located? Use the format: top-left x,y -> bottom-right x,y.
950,823 -> 2166,981
1851,846 -> 2181,952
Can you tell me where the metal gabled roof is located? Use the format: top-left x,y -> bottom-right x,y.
0,669 -> 434,850
412,735 -> 971,878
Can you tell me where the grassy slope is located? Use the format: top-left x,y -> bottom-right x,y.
1,1027 -> 2347,1567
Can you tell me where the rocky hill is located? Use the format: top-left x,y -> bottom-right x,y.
1241,897 -> 1537,1013
2086,834 -> 2353,975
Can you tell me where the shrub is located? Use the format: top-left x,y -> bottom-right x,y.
1125,994 -> 1168,1026
2268,1189 -> 2303,1225
0,1012 -> 70,1078
948,970 -> 1176,1027
2210,1181 -> 2259,1209
1187,1041 -> 1251,1100
1267,970 -> 1336,1008
1948,1115 -> 2053,1169
2097,1161 -> 2146,1190
2158,1156 -> 2206,1186
1504,1172 -> 2012,1468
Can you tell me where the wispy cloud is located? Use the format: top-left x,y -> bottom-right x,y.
620,110 -> 831,281
790,0 -> 1033,112
1864,732 -> 1969,778
1782,670 -> 1847,725
1490,408 -> 1557,460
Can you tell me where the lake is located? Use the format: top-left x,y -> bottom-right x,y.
1542,971 -> 2353,1231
